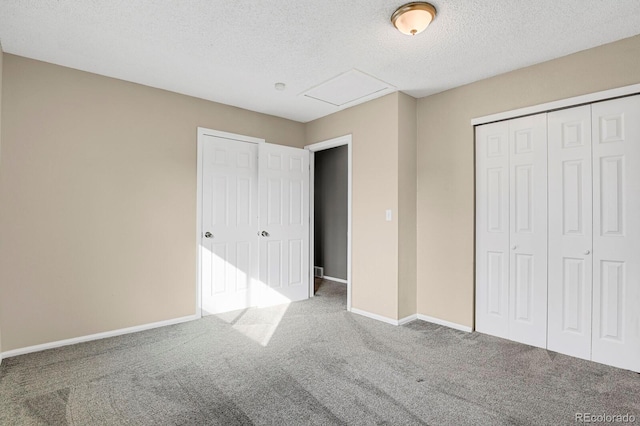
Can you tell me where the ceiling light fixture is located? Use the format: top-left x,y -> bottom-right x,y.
274,82 -> 286,91
391,2 -> 437,36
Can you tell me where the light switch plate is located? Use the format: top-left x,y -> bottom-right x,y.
385,209 -> 392,221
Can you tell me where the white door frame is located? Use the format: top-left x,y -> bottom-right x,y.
195,127 -> 265,317
305,135 -> 353,311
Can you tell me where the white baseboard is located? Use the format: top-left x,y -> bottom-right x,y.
398,314 -> 418,325
0,314 -> 200,360
350,309 -> 417,326
322,275 -> 348,284
417,314 -> 472,332
350,308 -> 400,326
349,308 -> 471,331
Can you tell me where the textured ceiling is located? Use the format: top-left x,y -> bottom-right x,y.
1,1 -> 639,122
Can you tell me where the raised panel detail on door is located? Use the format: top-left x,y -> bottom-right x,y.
563,160 -> 584,235
514,165 -> 533,234
548,105 -> 593,360
289,239 -> 303,286
514,254 -> 533,322
508,114 -> 547,349
268,179 -> 283,225
600,156 -> 624,236
290,156 -> 303,172
592,95 -> 640,373
487,136 -> 503,157
487,168 -> 505,232
212,176 -> 229,226
487,251 -> 506,316
214,148 -> 227,165
600,260 -> 625,341
267,241 -> 282,288
237,151 -> 251,168
236,177 -> 251,226
289,180 -> 303,226
268,153 -> 282,170
599,115 -> 624,143
235,242 -> 251,290
562,258 -> 585,333
476,122 -> 510,339
562,121 -> 584,148
514,129 -> 533,154
211,243 -> 228,294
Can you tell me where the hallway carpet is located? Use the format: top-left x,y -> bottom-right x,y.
1,280 -> 638,425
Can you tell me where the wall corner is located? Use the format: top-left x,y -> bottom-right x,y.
397,92 -> 418,319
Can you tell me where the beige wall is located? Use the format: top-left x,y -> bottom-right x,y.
397,93 -> 417,319
306,93 -> 400,319
0,55 -> 305,351
4,33 -> 639,353
416,34 -> 640,328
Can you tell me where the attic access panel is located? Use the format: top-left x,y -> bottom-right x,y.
302,69 -> 395,108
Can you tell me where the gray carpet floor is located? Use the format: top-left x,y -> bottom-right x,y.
1,280 -> 638,425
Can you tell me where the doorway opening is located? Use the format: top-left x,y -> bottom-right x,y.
306,135 -> 352,311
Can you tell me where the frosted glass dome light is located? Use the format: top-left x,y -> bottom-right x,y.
391,2 -> 437,36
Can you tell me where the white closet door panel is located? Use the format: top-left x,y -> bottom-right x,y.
202,136 -> 260,314
547,105 -> 593,360
476,122 -> 510,338
258,143 -> 310,306
508,114 -> 548,348
592,95 -> 640,373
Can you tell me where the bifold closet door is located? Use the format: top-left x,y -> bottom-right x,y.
547,105 -> 593,360
508,114 -> 548,348
476,121 -> 510,339
476,114 -> 547,348
591,95 -> 640,373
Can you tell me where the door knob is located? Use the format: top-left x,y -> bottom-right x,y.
204,232 -> 213,239
512,245 -> 517,250
584,250 -> 591,255
260,231 -> 270,237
